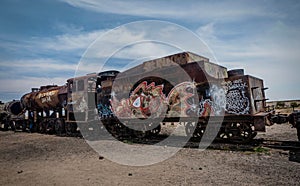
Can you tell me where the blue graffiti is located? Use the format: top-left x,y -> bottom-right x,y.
97,103 -> 114,118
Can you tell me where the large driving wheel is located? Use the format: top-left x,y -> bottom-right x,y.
148,124 -> 161,136
221,122 -> 256,143
185,122 -> 196,138
46,119 -> 55,134
55,119 -> 65,135
65,122 -> 77,136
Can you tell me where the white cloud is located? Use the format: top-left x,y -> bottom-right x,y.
61,0 -> 281,21
195,21 -> 300,100
31,30 -> 105,51
71,21 -> 219,76
0,58 -> 77,71
0,76 -> 68,93
53,23 -> 85,34
196,22 -> 216,41
0,58 -> 76,98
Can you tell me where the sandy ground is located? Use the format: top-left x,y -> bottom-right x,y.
0,123 -> 299,186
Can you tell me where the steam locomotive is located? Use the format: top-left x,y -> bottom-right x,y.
1,52 -> 296,143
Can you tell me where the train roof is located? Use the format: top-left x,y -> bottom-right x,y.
98,70 -> 120,77
120,51 -> 228,79
66,73 -> 97,82
66,71 -> 120,83
66,52 -> 228,83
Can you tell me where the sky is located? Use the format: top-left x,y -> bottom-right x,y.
0,0 -> 299,102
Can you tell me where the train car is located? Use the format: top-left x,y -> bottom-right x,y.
96,52 -> 272,142
0,100 -> 24,131
3,51 -> 276,143
64,71 -> 118,134
19,85 -> 68,134
288,110 -> 300,141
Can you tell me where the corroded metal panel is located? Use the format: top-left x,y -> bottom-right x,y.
247,75 -> 266,114
119,52 -> 227,79
4,100 -> 23,115
203,62 -> 228,79
225,74 -> 268,115
21,85 -> 67,111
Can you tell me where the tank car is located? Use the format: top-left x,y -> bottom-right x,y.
19,85 -> 67,133
0,100 -> 23,131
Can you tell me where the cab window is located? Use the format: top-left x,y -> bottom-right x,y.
69,82 -> 76,92
78,80 -> 84,91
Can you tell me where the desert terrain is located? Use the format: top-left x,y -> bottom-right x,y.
0,122 -> 299,186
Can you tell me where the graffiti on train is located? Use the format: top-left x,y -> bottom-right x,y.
224,79 -> 250,114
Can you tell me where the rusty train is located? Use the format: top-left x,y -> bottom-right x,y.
1,52 -> 297,143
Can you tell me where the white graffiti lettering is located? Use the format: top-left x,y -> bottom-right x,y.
37,90 -> 56,99
41,96 -> 52,103
209,84 -> 226,116
225,79 -> 250,114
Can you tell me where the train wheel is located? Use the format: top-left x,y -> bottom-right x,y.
218,129 -> 229,140
38,120 -> 46,133
65,122 -> 77,136
185,122 -> 197,138
3,120 -> 10,131
46,120 -> 55,134
218,123 -> 231,141
148,124 -> 161,136
193,126 -> 205,139
55,119 -> 65,136
134,130 -> 147,139
239,123 -> 256,140
105,124 -> 116,136
131,124 -> 145,139
114,123 -> 126,138
297,126 -> 300,141
223,123 -> 256,143
190,123 -> 205,140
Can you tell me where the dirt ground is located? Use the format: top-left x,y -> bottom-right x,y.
0,123 -> 299,186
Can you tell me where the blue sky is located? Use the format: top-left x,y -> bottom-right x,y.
0,0 -> 299,102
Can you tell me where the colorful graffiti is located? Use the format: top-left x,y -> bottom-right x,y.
128,81 -> 167,118
197,84 -> 226,117
101,79 -> 251,119
167,82 -> 197,117
198,99 -> 214,117
111,82 -> 167,118
111,81 -> 197,119
224,79 -> 250,114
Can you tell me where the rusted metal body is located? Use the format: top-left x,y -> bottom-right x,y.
66,73 -> 98,123
4,52 -> 277,142
97,52 -> 272,142
21,85 -> 67,111
288,111 -> 300,141
110,53 -> 268,118
1,100 -> 24,131
224,72 -> 269,131
4,100 -> 23,115
11,85 -> 68,133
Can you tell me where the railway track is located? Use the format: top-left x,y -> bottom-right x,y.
5,125 -> 300,152
260,139 -> 300,150
114,134 -> 300,152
